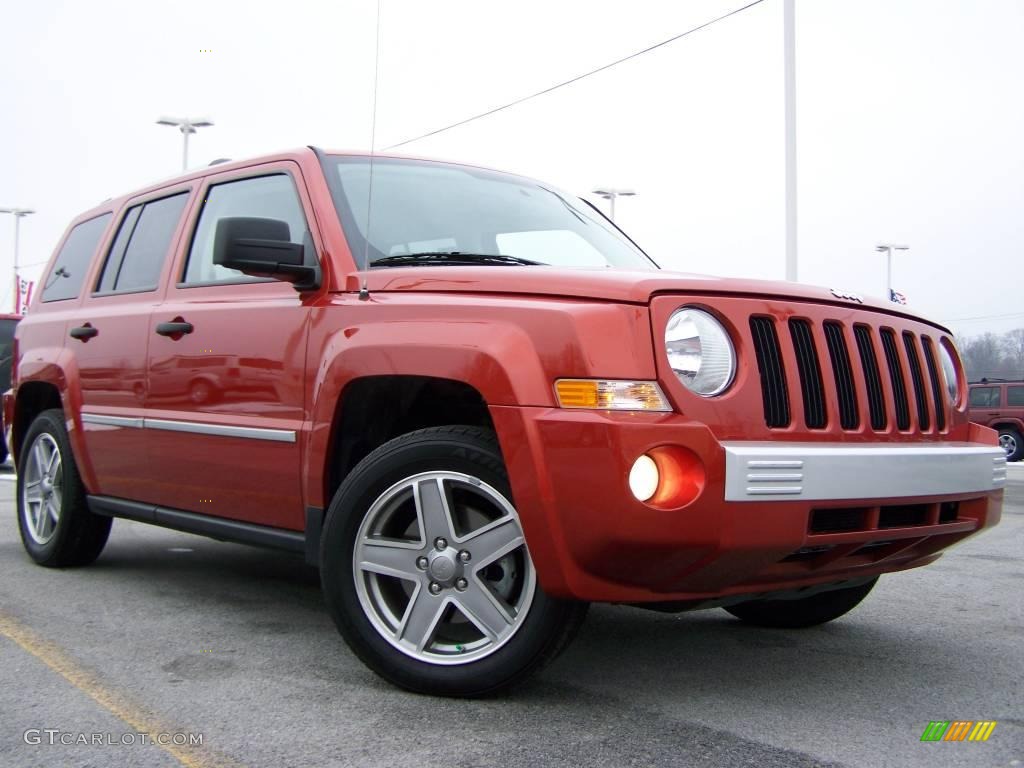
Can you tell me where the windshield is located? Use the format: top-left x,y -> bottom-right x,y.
324,156 -> 657,271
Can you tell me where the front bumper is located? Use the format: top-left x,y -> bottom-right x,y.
722,441 -> 1006,501
490,406 -> 1005,603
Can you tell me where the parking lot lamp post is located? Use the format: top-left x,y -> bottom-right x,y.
0,207 -> 34,313
156,116 -> 214,171
592,188 -> 636,222
875,243 -> 909,298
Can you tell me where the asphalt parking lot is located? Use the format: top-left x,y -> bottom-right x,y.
0,464 -> 1021,768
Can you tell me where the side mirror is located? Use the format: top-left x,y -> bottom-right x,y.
213,217 -> 320,291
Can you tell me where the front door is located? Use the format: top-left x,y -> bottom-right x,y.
143,166 -> 317,531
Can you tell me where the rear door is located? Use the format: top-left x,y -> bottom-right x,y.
68,189 -> 193,500
143,163 -> 318,531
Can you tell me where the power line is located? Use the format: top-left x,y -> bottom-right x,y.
946,311 -> 1024,323
384,0 -> 769,150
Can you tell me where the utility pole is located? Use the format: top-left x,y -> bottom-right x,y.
156,116 -> 215,171
591,188 -> 636,222
784,0 -> 798,282
0,207 -> 34,313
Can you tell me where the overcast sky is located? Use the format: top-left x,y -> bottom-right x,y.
1,0 -> 1021,337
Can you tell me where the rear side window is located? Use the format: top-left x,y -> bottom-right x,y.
969,387 -> 1000,407
1008,386 -> 1024,406
41,214 -> 112,302
183,174 -> 308,285
97,192 -> 189,294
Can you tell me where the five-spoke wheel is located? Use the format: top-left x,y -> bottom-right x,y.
21,433 -> 63,545
17,409 -> 111,567
320,426 -> 587,696
353,471 -> 535,664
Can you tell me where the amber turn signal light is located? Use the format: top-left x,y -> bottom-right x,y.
555,379 -> 671,411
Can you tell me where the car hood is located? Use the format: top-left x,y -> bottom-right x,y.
347,266 -> 949,331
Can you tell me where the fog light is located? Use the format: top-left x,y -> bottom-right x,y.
628,446 -> 707,509
629,454 -> 660,502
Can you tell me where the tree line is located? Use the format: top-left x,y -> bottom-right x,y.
957,328 -> 1024,382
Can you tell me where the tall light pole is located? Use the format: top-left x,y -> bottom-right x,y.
592,188 -> 636,222
0,207 -> 34,314
875,243 -> 909,300
156,116 -> 214,171
783,0 -> 798,282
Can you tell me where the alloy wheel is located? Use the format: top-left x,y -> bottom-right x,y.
352,471 -> 536,665
22,433 -> 63,545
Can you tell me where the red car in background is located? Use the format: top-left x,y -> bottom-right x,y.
0,312 -> 20,463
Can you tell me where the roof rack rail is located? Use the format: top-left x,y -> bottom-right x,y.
209,158 -> 232,166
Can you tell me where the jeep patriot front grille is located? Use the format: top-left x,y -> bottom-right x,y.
749,314 -> 950,434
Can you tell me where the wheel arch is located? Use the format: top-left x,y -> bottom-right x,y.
319,374 -> 497,509
12,380 -> 64,468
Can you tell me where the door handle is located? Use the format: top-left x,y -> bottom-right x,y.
69,325 -> 98,340
155,321 -> 194,337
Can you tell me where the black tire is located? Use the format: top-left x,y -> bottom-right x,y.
17,409 -> 111,567
999,428 -> 1023,462
320,425 -> 588,697
723,578 -> 878,629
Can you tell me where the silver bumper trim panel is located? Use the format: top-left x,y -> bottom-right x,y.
722,441 -> 1006,502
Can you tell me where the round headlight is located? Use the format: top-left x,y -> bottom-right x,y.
938,342 -> 960,404
665,308 -> 736,397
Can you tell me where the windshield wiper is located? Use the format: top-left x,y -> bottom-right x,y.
371,251 -> 543,267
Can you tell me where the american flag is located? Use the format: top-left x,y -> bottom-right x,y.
889,289 -> 907,305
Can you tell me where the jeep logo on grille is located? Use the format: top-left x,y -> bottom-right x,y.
830,288 -> 864,303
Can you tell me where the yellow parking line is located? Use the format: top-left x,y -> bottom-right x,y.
0,611 -> 235,768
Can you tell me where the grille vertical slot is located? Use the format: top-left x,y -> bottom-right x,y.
823,322 -> 859,430
853,325 -> 887,430
903,332 -> 930,430
750,316 -> 790,428
921,335 -> 947,431
880,329 -> 910,430
788,319 -> 827,428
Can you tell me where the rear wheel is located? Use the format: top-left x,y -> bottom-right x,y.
17,409 -> 111,567
724,578 -> 878,629
998,428 -> 1022,462
320,426 -> 587,697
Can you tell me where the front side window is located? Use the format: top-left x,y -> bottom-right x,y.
969,386 -> 1000,407
97,192 -> 189,294
41,213 -> 112,302
183,174 -> 309,285
325,156 -> 656,271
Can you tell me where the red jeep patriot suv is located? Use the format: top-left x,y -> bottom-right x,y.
6,148 -> 1006,696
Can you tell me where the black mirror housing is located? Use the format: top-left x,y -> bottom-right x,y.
213,217 -> 320,291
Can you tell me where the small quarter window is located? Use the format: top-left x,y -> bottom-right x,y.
1007,386 -> 1024,407
41,213 -> 112,302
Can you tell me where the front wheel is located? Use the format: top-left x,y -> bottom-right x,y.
723,578 -> 878,629
320,426 -> 587,697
